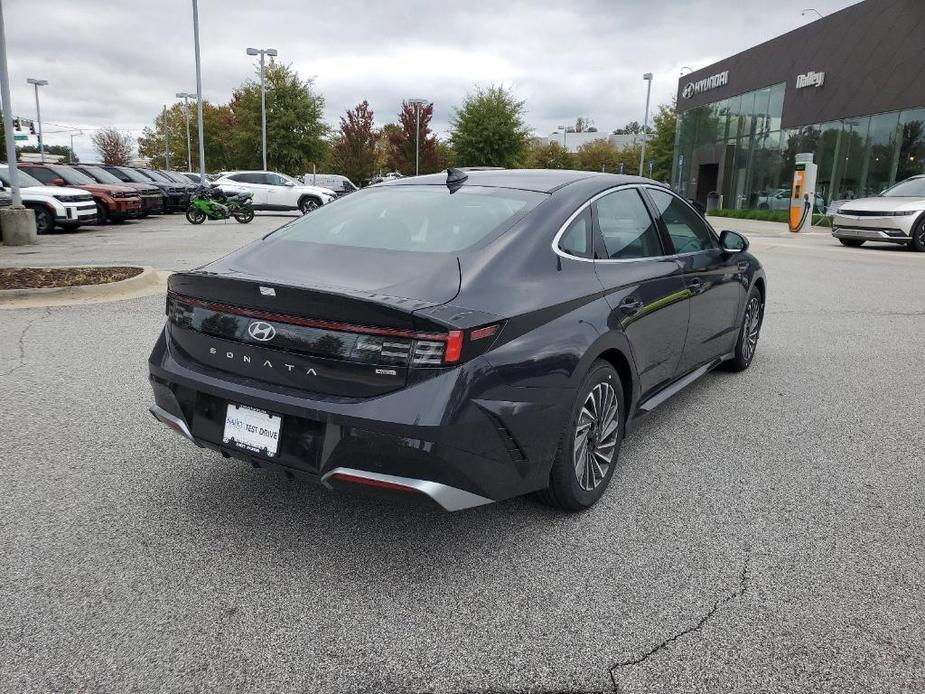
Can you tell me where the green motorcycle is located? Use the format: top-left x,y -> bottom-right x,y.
186,186 -> 255,224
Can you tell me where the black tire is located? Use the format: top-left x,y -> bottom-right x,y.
233,208 -> 255,224
30,205 -> 55,234
911,219 -> 925,252
299,197 -> 320,214
185,207 -> 206,225
95,201 -> 108,225
534,360 -> 624,511
725,286 -> 764,372
838,238 -> 865,248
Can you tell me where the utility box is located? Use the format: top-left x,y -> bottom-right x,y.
706,191 -> 722,213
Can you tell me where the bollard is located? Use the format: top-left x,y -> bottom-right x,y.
0,207 -> 38,245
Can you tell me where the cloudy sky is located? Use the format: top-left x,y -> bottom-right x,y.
5,0 -> 857,162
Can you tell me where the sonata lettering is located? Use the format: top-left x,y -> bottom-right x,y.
208,346 -> 319,376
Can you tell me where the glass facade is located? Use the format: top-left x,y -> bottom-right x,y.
672,84 -> 925,209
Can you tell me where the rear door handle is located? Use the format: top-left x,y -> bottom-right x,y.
619,296 -> 644,314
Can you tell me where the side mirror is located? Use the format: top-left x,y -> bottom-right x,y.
284,181 -> 295,187
52,178 -> 66,186
720,229 -> 749,253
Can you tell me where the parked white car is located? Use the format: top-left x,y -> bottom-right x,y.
212,171 -> 336,214
0,165 -> 98,234
300,173 -> 358,196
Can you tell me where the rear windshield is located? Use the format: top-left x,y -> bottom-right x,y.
275,185 -> 544,253
881,177 -> 925,197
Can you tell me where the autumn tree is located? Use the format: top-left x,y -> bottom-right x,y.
329,101 -> 379,184
92,128 -> 134,165
524,140 -> 572,169
449,85 -> 530,168
384,101 -> 440,175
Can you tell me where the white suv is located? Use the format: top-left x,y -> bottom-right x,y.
0,165 -> 98,234
212,171 -> 336,214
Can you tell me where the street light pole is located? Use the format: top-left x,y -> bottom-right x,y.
247,47 -> 278,171
69,131 -> 82,162
192,0 -> 206,184
162,104 -> 170,170
26,77 -> 48,163
0,0 -> 23,205
408,98 -> 428,176
639,72 -> 653,176
176,92 -> 196,172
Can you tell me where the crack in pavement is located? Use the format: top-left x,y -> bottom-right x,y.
608,548 -> 752,694
0,307 -> 53,378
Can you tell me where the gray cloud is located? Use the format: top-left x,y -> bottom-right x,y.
4,0 -> 858,162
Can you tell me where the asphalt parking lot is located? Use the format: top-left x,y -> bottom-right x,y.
1,213 -> 923,693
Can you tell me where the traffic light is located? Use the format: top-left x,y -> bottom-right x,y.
29,120 -> 36,135
12,117 -> 20,130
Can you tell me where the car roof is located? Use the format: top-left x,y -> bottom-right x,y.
382,168 -> 656,193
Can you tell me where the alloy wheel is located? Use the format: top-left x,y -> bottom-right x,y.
743,296 -> 762,363
574,381 -> 619,491
300,198 -> 319,214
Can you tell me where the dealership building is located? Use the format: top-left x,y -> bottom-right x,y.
672,0 -> 925,210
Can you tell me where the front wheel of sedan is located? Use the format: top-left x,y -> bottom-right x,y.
725,286 -> 764,372
534,360 -> 623,511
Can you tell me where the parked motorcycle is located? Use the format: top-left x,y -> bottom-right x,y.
186,186 -> 255,224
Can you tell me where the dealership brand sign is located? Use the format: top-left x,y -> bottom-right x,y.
681,70 -> 729,99
796,70 -> 825,89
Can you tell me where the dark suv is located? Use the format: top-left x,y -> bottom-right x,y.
102,166 -> 189,213
75,165 -> 164,216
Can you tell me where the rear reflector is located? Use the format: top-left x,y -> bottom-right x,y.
330,472 -> 417,493
470,324 -> 499,341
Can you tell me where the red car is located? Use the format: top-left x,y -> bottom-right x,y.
19,163 -> 142,223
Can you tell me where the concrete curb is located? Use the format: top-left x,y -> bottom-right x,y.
0,266 -> 170,309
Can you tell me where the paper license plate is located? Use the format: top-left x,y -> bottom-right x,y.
223,403 -> 281,457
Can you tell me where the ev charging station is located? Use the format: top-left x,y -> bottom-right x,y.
789,153 -> 818,233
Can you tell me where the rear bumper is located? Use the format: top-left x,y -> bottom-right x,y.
147,326 -> 568,509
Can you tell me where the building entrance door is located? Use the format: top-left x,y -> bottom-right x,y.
696,163 -> 719,208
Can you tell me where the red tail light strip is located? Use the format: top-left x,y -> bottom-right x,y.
330,472 -> 417,493
169,292 -> 452,343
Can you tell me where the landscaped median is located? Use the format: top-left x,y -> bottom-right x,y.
0,266 -> 167,308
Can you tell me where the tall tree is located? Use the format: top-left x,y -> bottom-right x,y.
449,85 -> 530,168
138,101 -> 236,172
330,100 -> 379,184
575,139 -> 620,172
228,61 -> 327,175
613,120 -> 651,135
92,128 -> 134,165
646,102 -> 677,183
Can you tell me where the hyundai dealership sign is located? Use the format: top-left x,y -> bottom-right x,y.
681,70 -> 729,99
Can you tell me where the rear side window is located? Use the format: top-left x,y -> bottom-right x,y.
558,208 -> 591,257
593,188 -> 663,260
276,185 -> 545,253
648,188 -> 718,254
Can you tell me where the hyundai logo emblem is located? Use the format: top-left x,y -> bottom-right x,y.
682,82 -> 695,99
247,321 -> 276,342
